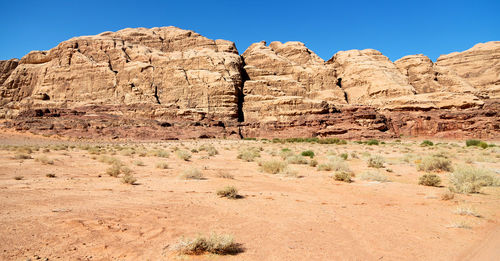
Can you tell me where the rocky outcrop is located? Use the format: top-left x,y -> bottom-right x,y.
436,41 -> 500,98
327,49 -> 416,105
241,41 -> 345,123
0,27 -> 498,140
395,54 -> 477,94
0,26 -> 244,123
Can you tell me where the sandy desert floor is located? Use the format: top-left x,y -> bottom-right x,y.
0,130 -> 499,261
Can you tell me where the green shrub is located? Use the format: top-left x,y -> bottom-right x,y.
340,153 -> 348,160
176,150 -> 192,161
260,160 -> 287,174
478,141 -> 488,149
301,150 -> 315,158
418,174 -> 441,187
449,165 -> 499,193
420,140 -> 434,146
417,156 -> 452,172
174,233 -> 241,255
466,139 -> 481,147
216,186 -> 239,199
368,155 -> 384,168
366,139 -> 379,146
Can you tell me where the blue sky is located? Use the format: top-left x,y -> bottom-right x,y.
1,0 -> 499,61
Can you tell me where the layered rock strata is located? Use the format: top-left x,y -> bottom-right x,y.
0,27 -> 498,140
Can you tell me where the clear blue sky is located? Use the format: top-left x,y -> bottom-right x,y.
1,0 -> 499,61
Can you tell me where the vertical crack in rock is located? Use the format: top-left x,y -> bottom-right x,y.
336,77 -> 349,103
237,57 -> 249,122
154,85 -> 161,104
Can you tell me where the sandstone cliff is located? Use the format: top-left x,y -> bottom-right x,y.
0,27 -> 498,139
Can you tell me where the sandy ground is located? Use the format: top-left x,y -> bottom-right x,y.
0,130 -> 499,260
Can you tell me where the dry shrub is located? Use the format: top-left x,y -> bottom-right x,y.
174,233 -> 242,255
368,155 -> 384,168
286,155 -> 309,165
449,165 -> 499,193
417,156 -> 452,172
176,150 -> 192,161
418,174 -> 441,187
155,162 -> 169,169
333,171 -> 352,182
121,174 -> 137,185
237,147 -> 260,162
260,159 -> 287,174
182,168 -> 204,180
216,186 -> 239,199
359,170 -> 389,182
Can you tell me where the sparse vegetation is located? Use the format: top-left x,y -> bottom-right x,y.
182,168 -> 204,180
420,140 -> 434,146
133,160 -> 145,166
359,170 -> 389,182
155,162 -> 169,169
35,155 -> 54,165
440,191 -> 455,201
216,186 -> 239,199
174,233 -> 241,255
301,150 -> 315,158
237,147 -> 261,162
368,155 -> 384,168
217,171 -> 234,179
308,159 -> 318,167
417,156 -> 452,172
366,139 -> 379,146
418,174 -> 441,187
333,171 -> 352,183
454,205 -> 481,218
449,165 -> 499,193
121,173 -> 137,185
176,150 -> 192,161
286,155 -> 309,164
260,159 -> 287,174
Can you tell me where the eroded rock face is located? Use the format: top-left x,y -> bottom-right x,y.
0,27 -> 498,140
436,41 -> 500,98
327,49 -> 415,105
0,26 -> 243,123
395,54 -> 477,94
241,41 -> 345,123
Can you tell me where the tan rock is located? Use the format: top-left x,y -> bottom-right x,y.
436,41 -> 500,98
327,49 -> 415,104
395,54 -> 477,94
0,27 -> 243,122
242,41 -> 345,122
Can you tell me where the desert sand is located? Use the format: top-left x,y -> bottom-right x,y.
0,130 -> 498,260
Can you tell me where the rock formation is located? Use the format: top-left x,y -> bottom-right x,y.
0,27 -> 498,140
436,41 -> 500,98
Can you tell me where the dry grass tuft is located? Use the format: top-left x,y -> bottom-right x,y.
260,159 -> 287,174
174,233 -> 242,255
449,165 -> 499,193
216,186 -> 239,199
182,168 -> 204,180
417,156 -> 452,172
359,170 -> 389,182
418,174 -> 441,187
